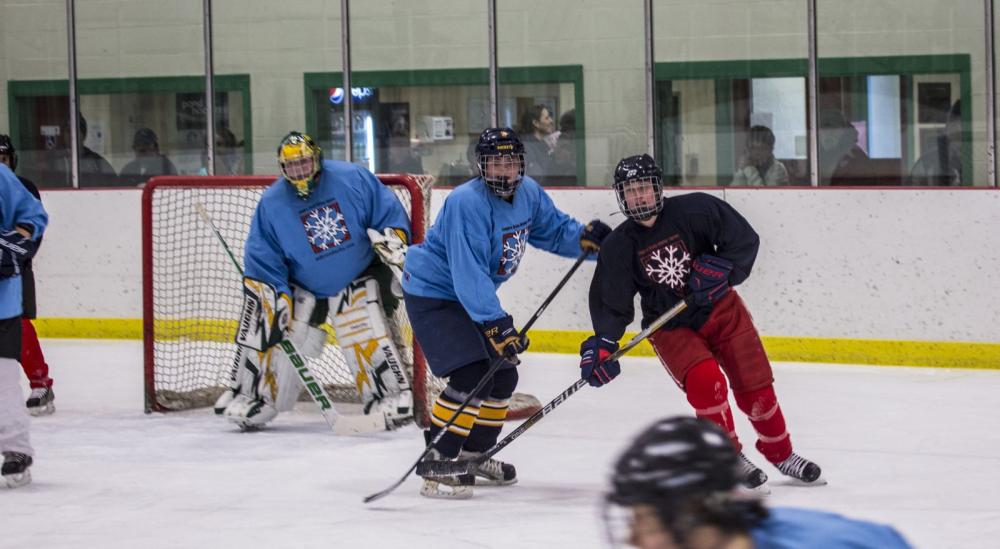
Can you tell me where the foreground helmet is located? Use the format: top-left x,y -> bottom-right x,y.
475,127 -> 525,198
278,131 -> 323,198
613,154 -> 663,222
0,134 -> 17,172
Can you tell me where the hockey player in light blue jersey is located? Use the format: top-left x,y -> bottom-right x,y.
220,131 -> 414,431
0,162 -> 47,488
606,417 -> 912,549
402,127 -> 612,498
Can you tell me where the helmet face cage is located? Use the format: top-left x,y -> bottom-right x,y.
614,176 -> 663,221
478,153 -> 525,197
0,135 -> 16,172
278,132 -> 323,198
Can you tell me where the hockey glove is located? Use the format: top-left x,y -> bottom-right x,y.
479,315 -> 529,363
580,219 -> 612,254
688,254 -> 733,308
0,228 -> 38,278
579,335 -> 620,387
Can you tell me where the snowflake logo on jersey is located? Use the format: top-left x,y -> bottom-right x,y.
639,236 -> 691,291
498,228 -> 529,275
301,201 -> 351,252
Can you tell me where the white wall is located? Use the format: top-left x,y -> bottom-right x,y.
33,187 -> 1000,343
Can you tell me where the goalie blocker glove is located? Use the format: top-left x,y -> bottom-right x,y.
0,228 -> 38,278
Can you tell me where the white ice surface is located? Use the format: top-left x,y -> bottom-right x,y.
2,340 -> 1000,548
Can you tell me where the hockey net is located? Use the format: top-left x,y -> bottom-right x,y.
142,174 -> 541,429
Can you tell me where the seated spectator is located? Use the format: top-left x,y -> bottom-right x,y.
119,128 -> 177,186
819,109 -> 873,186
76,116 -> 118,186
909,100 -> 962,186
731,125 -> 789,186
519,104 -> 557,182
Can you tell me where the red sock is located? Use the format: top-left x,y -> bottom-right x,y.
734,384 -> 792,463
20,318 -> 52,389
683,358 -> 741,452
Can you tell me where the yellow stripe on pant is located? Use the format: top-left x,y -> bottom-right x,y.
474,398 -> 509,428
430,394 -> 479,437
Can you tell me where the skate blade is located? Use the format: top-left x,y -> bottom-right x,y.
736,483 -> 771,496
470,474 -> 517,487
4,471 -> 32,489
420,479 -> 473,499
775,475 -> 828,487
27,403 -> 55,417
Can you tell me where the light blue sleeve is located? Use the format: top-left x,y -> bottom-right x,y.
0,167 -> 47,238
443,197 -> 506,323
358,166 -> 412,241
526,182 -> 585,259
243,198 -> 292,296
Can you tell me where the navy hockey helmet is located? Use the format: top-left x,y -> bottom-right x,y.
0,134 -> 17,172
278,131 -> 323,199
475,127 -> 525,198
605,417 -> 765,547
613,154 -> 663,222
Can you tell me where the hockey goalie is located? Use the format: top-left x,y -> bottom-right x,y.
214,131 -> 415,431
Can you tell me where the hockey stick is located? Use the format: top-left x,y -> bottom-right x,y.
419,297 -> 692,477
363,250 -> 591,504
195,202 -> 382,435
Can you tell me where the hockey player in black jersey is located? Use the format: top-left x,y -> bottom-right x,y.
580,154 -> 823,490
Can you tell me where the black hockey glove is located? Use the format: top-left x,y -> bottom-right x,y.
688,254 -> 733,307
479,315 -> 529,364
579,335 -> 620,387
0,228 -> 38,278
580,219 -> 612,254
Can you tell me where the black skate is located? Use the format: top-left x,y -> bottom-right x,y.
2,452 -> 33,488
737,452 -> 769,489
26,387 -> 55,416
460,450 -> 517,486
418,450 -> 475,499
776,452 -> 826,485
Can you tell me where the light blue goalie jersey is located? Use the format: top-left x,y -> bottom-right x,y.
244,160 -> 411,298
0,164 -> 47,319
402,176 -> 585,323
751,508 -> 913,548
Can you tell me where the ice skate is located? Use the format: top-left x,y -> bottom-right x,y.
26,387 -> 54,416
737,452 -> 769,491
2,452 -> 33,488
775,452 -> 826,486
460,450 -> 517,486
418,450 -> 474,499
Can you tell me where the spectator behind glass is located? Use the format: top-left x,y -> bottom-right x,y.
909,100 -> 962,186
28,115 -> 118,187
549,109 -> 577,185
731,125 -> 789,186
119,128 -> 178,186
518,104 -> 557,182
819,109 -> 873,186
199,125 -> 245,176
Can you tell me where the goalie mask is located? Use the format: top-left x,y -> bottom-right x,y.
476,127 -> 525,198
278,131 -> 323,199
0,134 -> 17,172
613,154 -> 663,222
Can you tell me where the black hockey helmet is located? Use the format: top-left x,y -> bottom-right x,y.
475,127 -> 525,198
278,131 -> 323,199
0,134 -> 16,172
605,417 -> 763,546
613,154 -> 663,222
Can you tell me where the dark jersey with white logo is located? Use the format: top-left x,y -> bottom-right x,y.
589,192 -> 759,340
